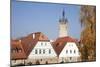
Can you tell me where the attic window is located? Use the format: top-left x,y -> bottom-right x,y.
15,47 -> 19,53
19,49 -> 22,52
11,49 -> 16,53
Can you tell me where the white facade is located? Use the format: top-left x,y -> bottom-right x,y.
11,59 -> 25,66
27,41 -> 57,64
59,23 -> 68,37
59,42 -> 81,62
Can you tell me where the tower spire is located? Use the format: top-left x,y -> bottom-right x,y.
59,9 -> 68,37
59,9 -> 68,23
62,9 -> 65,19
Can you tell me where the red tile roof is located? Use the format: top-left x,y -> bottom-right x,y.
11,32 -> 49,60
52,36 -> 78,56
11,40 -> 27,60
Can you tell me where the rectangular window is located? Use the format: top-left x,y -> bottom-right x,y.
66,50 -> 68,54
35,49 -> 38,54
39,49 -> 41,54
70,50 -> 72,54
74,50 -> 76,54
43,49 -> 45,54
49,49 -> 51,54
45,43 -> 47,46
41,42 -> 43,46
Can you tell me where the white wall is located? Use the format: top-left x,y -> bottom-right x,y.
28,41 -> 57,59
59,42 -> 80,62
59,42 -> 80,57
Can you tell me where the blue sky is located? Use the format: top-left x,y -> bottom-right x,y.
11,0 -> 81,40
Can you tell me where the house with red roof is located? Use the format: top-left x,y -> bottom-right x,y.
53,10 -> 81,62
11,39 -> 27,66
53,36 -> 81,63
11,32 -> 58,66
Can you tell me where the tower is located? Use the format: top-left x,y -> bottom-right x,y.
59,10 -> 68,37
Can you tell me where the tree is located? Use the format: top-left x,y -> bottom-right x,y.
80,5 -> 96,61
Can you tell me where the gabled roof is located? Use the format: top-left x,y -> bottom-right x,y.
11,40 -> 27,60
11,32 -> 49,60
52,36 -> 78,56
21,32 -> 49,56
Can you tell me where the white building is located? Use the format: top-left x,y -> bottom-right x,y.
11,32 -> 57,65
53,36 -> 81,63
28,40 -> 57,64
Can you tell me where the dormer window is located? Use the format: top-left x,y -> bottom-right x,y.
12,47 -> 22,53
18,48 -> 22,52
11,49 -> 16,53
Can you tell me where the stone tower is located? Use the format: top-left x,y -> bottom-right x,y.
59,10 -> 68,37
